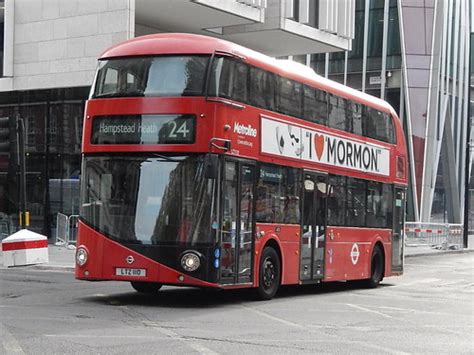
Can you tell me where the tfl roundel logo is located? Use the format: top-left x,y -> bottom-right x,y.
350,243 -> 360,265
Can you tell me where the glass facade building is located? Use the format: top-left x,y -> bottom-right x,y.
0,0 -> 356,238
298,0 -> 472,224
0,88 -> 88,237
0,0 -> 470,236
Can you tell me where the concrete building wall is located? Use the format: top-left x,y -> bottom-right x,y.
0,0 -> 356,237
8,0 -> 134,91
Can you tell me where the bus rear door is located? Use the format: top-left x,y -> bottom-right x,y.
300,171 -> 328,282
392,187 -> 406,274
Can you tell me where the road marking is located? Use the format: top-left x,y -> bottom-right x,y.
345,303 -> 394,319
404,263 -> 454,268
0,323 -> 25,354
393,278 -> 441,287
241,305 -> 409,355
143,321 -> 218,355
374,305 -> 469,317
240,305 -> 305,329
44,334 -> 165,339
45,329 -> 219,355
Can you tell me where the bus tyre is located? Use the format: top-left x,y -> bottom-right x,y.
364,245 -> 384,288
256,247 -> 281,300
130,281 -> 162,293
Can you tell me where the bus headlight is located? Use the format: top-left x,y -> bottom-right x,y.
76,247 -> 88,266
181,252 -> 200,272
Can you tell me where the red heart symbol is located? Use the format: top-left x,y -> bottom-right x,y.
314,134 -> 325,160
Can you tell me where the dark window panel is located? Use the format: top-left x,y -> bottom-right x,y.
303,85 -> 327,125
346,178 -> 366,227
232,61 -> 249,103
327,175 -> 346,226
256,164 -> 300,225
277,77 -> 302,118
328,95 -> 347,131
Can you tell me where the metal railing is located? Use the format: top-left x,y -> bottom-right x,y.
55,213 -> 79,247
405,222 -> 463,250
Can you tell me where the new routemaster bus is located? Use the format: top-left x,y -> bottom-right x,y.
75,33 -> 407,300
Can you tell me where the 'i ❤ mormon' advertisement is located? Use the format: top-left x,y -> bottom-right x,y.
261,116 -> 390,176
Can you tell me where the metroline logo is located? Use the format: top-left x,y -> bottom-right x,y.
261,117 -> 390,176
234,122 -> 257,137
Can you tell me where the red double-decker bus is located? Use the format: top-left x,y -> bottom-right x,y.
75,33 -> 407,300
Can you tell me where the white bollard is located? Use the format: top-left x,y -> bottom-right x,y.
1,229 -> 49,267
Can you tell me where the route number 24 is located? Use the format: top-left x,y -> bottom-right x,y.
168,121 -> 190,138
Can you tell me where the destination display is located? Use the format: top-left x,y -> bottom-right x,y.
91,114 -> 195,145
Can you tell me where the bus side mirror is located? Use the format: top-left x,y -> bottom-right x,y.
205,155 -> 219,179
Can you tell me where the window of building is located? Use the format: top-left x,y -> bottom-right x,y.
347,0 -> 365,73
0,1 -> 4,77
387,0 -> 401,69
367,0 -> 384,71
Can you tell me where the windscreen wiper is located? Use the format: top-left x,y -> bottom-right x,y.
94,90 -> 144,98
150,153 -> 183,162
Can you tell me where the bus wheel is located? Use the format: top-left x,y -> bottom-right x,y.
364,245 -> 384,288
256,247 -> 281,300
130,281 -> 162,293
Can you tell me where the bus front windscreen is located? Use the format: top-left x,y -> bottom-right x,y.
93,55 -> 209,98
80,155 -> 216,245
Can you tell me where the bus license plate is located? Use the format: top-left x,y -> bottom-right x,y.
115,268 -> 146,277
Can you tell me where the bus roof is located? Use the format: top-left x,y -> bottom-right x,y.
100,33 -> 397,116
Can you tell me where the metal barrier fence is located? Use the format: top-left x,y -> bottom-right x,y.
55,213 -> 79,246
405,222 -> 463,250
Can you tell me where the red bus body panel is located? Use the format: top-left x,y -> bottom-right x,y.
254,224 -> 301,285
76,221 -> 218,288
324,227 -> 392,281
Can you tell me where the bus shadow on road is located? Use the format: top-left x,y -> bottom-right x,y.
84,281 -> 395,308
277,281 -> 394,299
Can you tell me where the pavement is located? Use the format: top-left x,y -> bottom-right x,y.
0,235 -> 473,272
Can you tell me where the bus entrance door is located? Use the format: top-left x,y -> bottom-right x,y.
220,160 -> 255,285
300,172 -> 327,282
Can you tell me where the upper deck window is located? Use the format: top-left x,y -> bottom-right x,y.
93,56 -> 209,98
207,55 -> 397,145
